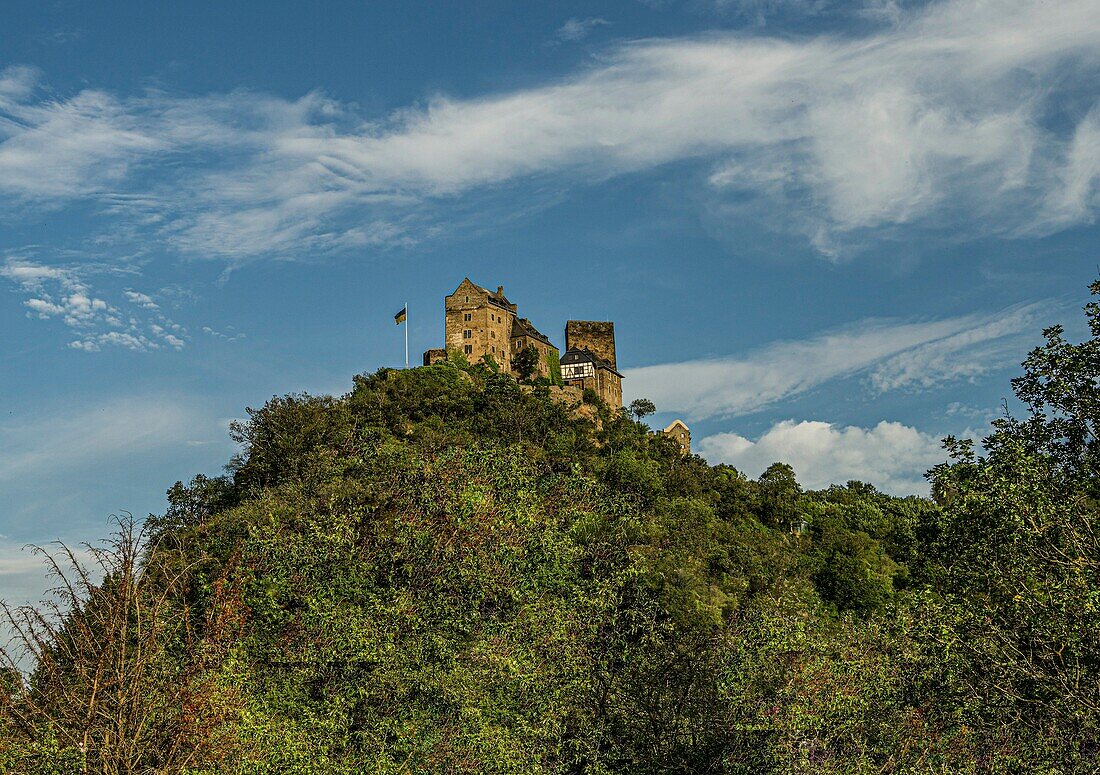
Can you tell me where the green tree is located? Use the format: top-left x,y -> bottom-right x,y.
926,282 -> 1100,767
511,345 -> 540,381
756,462 -> 804,532
627,398 -> 656,420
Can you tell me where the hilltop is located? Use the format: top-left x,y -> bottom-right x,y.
4,317 -> 1100,772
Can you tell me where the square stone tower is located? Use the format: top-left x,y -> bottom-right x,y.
562,320 -> 622,409
564,321 -> 617,370
445,278 -> 517,371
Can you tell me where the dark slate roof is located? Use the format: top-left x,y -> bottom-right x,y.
560,347 -> 622,377
451,278 -> 516,310
469,280 -> 515,310
511,317 -> 555,348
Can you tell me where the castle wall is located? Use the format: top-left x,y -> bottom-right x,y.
600,370 -> 622,410
509,335 -> 560,382
565,321 -> 617,371
445,279 -> 515,372
565,368 -> 622,410
423,348 -> 447,366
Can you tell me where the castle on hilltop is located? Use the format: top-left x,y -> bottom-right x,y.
422,277 -> 624,409
421,278 -> 690,454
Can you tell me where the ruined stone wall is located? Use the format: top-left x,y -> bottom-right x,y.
565,321 -> 617,371
423,348 -> 447,366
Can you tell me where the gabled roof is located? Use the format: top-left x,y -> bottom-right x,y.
452,277 -> 516,311
561,347 -> 623,377
511,317 -> 555,348
663,420 -> 690,434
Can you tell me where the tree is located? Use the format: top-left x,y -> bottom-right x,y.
0,516 -> 247,773
628,398 -> 656,420
756,463 -> 804,532
925,281 -> 1100,764
511,344 -> 539,381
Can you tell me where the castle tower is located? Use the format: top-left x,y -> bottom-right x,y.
662,420 -> 691,456
444,278 -> 518,371
565,321 -> 617,371
562,320 -> 622,410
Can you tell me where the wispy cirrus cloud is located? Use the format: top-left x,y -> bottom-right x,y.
0,0 -> 1097,260
550,17 -> 611,44
698,419 -> 945,495
0,396 -> 203,483
626,302 -> 1050,420
0,395 -> 231,604
1,257 -> 187,351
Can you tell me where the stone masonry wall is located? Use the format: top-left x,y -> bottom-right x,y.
445,279 -> 515,372
565,321 -> 617,371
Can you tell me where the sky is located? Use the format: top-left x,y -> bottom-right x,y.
1,0 -> 1099,603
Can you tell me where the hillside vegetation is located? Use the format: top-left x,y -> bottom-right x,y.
4,287 -> 1100,773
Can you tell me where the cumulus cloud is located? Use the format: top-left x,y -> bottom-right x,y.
123,289 -> 159,310
1,258 -> 187,351
201,325 -> 245,343
0,0 -> 1096,259
626,302 -> 1048,419
698,419 -> 945,495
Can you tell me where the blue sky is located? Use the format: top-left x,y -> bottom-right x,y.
2,0 -> 1099,601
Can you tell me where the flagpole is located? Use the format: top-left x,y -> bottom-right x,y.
404,301 -> 409,369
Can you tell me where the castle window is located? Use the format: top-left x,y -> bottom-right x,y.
464,344 -> 472,355
491,346 -> 495,353
463,329 -> 472,339
465,295 -> 469,302
490,331 -> 495,339
464,313 -> 471,322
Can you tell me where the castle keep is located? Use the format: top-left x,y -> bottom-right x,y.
423,278 -> 624,409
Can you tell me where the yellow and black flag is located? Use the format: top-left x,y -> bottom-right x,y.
394,305 -> 407,325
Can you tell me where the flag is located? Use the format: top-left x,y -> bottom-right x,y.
394,305 -> 407,325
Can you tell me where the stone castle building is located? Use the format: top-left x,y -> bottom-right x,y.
662,420 -> 691,456
423,278 -> 623,409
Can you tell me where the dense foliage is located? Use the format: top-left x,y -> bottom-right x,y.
5,289 -> 1100,773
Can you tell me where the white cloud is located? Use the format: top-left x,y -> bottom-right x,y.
552,17 -> 611,43
201,325 -> 245,343
1039,104 -> 1100,230
626,302 -> 1048,419
709,0 -> 832,24
0,396 -> 229,605
0,65 -> 39,106
867,303 -> 1047,391
699,419 -> 945,495
2,258 -> 187,351
0,0 -> 1097,259
0,397 -> 203,483
123,289 -> 159,310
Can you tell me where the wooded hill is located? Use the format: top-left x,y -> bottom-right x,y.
4,285 -> 1100,773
